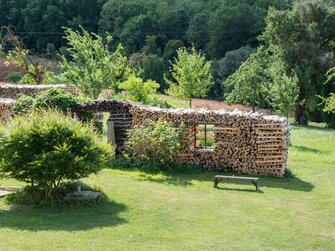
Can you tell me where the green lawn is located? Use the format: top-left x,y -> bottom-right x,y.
1,124 -> 335,250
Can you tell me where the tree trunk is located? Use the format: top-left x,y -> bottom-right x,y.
45,184 -> 53,199
189,97 -> 192,109
295,104 -> 308,125
252,106 -> 256,112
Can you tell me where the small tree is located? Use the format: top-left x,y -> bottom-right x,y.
119,75 -> 159,104
166,46 -> 213,108
0,26 -> 50,85
59,27 -> 131,99
0,109 -> 113,198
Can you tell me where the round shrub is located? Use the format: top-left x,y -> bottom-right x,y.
10,95 -> 34,115
0,109 -> 114,199
33,88 -> 78,113
125,120 -> 182,163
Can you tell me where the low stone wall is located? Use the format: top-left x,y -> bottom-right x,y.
0,83 -> 78,99
77,100 -> 290,177
0,98 -> 15,122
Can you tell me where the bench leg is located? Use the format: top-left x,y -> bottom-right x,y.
251,181 -> 260,192
214,178 -> 219,188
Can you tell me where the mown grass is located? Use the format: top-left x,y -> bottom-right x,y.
0,123 -> 334,250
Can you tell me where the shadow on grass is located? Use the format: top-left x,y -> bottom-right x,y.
110,164 -> 315,192
0,200 -> 128,231
291,145 -> 329,154
212,174 -> 314,192
215,187 -> 264,193
290,123 -> 334,132
136,173 -> 193,186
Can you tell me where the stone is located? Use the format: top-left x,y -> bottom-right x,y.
66,190 -> 101,200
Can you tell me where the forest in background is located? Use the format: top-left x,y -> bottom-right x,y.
0,0 -> 292,94
0,0 -> 335,126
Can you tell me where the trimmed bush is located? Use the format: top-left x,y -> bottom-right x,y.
33,88 -> 78,113
10,95 -> 34,115
10,88 -> 79,116
125,120 -> 182,164
0,109 -> 114,199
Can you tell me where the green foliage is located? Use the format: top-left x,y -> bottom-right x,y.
0,109 -> 113,198
2,41 -> 51,85
322,67 -> 335,114
261,0 -> 335,123
10,88 -> 79,116
10,95 -> 34,116
147,96 -> 172,108
187,12 -> 209,51
125,120 -> 182,164
224,46 -> 298,114
209,45 -> 255,99
207,2 -> 260,59
167,46 -> 212,107
59,27 -> 131,99
45,43 -> 56,59
0,0 -> 298,101
142,35 -> 161,56
323,94 -> 335,114
4,72 -> 23,83
33,88 -> 78,114
224,46 -> 272,110
270,60 -> 299,118
119,75 -> 159,104
4,182 -> 107,208
163,39 -> 184,61
141,54 -> 166,90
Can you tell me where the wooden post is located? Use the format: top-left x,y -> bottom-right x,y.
107,120 -> 116,146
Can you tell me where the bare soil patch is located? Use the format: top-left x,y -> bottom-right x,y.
192,98 -> 270,113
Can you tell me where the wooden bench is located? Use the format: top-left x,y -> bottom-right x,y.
214,175 -> 260,192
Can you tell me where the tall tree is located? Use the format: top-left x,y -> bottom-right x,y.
224,46 -> 299,114
261,0 -> 335,124
224,46 -> 272,112
166,46 -> 213,108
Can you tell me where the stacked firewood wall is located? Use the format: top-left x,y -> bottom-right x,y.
128,106 -> 289,177
76,100 -> 290,177
0,84 -> 77,99
76,100 -> 133,153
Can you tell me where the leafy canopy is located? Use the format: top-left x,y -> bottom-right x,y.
260,0 -> 335,123
125,119 -> 182,164
119,75 -> 159,104
224,46 -> 298,115
166,46 -> 212,107
0,109 -> 113,198
59,26 -> 131,99
322,68 -> 335,114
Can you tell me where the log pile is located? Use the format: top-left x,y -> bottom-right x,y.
0,98 -> 15,122
76,100 -> 290,177
0,83 -> 78,99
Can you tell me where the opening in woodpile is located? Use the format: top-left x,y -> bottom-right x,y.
194,124 -> 215,149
